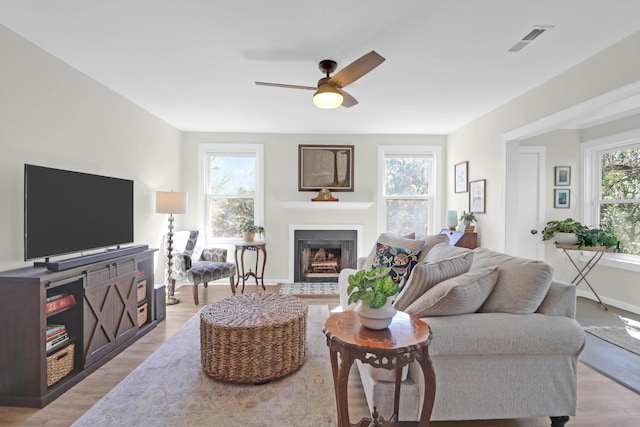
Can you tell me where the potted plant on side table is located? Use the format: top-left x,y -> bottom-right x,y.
541,218 -> 587,244
241,221 -> 265,242
459,211 -> 478,232
577,228 -> 620,251
347,267 -> 398,330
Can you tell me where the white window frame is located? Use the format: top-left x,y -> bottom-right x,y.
198,143 -> 264,245
582,129 -> 640,272
377,145 -> 442,235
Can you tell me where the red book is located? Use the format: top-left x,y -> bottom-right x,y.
46,294 -> 76,314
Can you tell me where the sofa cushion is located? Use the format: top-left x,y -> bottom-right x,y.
473,248 -> 553,314
404,266 -> 499,317
371,243 -> 420,283
417,234 -> 450,262
393,252 -> 474,311
424,242 -> 471,263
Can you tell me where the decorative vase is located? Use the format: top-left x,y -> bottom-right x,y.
354,297 -> 397,330
554,232 -> 578,244
242,231 -> 255,242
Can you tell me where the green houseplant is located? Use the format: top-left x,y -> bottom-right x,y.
240,221 -> 265,242
347,267 -> 398,330
541,218 -> 587,243
577,228 -> 620,250
459,211 -> 477,225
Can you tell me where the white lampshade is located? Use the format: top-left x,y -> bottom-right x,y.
313,84 -> 343,109
156,191 -> 188,214
445,210 -> 458,229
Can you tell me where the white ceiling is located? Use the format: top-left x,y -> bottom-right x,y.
2,0 -> 640,134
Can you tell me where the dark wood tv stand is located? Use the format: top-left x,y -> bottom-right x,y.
0,248 -> 158,408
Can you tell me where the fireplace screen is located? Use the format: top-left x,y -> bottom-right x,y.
294,230 -> 357,282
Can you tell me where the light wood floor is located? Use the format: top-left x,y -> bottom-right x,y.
1,283 -> 639,427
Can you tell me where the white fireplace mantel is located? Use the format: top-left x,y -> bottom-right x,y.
280,201 -> 373,210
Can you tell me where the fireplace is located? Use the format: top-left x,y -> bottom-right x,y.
293,229 -> 358,282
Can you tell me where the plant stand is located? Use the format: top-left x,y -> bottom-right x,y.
555,244 -> 612,310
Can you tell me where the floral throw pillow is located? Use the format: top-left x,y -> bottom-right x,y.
372,243 -> 421,284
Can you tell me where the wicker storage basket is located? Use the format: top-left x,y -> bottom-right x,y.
136,279 -> 147,303
47,343 -> 75,386
137,303 -> 148,327
200,293 -> 307,383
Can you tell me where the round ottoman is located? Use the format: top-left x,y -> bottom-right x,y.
200,292 -> 307,383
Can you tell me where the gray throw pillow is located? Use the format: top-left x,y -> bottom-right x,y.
473,248 -> 553,314
404,266 -> 499,317
393,251 -> 474,311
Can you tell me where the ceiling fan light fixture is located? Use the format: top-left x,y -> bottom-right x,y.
313,84 -> 343,109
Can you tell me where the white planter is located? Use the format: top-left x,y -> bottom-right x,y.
354,297 -> 397,330
242,231 -> 255,242
554,232 -> 579,244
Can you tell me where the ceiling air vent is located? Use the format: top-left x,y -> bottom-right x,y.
508,25 -> 554,53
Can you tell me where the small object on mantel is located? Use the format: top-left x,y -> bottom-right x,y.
311,188 -> 338,202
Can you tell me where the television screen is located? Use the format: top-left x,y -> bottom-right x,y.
24,164 -> 134,261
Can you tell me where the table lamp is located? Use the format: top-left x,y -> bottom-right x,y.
156,190 -> 188,305
446,210 -> 458,230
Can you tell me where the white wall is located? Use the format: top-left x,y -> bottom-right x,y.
180,133 -> 446,281
448,30 -> 640,309
0,24 -> 182,278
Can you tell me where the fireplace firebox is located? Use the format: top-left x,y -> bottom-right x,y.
294,229 -> 357,282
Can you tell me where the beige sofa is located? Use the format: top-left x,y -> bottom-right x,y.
338,236 -> 586,426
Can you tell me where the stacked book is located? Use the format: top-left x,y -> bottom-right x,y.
46,293 -> 76,314
46,324 -> 69,352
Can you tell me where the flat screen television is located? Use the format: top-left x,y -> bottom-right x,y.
24,164 -> 134,262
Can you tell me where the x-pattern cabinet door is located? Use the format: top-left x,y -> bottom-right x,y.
83,263 -> 138,367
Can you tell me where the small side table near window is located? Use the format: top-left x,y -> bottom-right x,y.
323,310 -> 436,427
234,241 -> 267,294
555,243 -> 612,310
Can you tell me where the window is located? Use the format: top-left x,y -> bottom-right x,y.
583,131 -> 640,261
199,144 -> 264,242
378,146 -> 440,236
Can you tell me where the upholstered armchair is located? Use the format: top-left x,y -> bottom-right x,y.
170,230 -> 236,305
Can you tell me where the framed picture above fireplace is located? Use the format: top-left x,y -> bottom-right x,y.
298,145 -> 354,192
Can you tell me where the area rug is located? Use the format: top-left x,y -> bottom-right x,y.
584,326 -> 640,356
72,305 -> 352,426
278,282 -> 340,296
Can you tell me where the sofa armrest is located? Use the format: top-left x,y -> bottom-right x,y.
338,268 -> 358,310
535,279 -> 576,318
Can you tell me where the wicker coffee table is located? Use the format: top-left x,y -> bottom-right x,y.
200,293 -> 307,383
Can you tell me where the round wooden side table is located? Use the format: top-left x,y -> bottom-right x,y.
234,241 -> 267,293
323,310 -> 435,427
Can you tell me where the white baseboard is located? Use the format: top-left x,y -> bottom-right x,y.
576,289 -> 640,315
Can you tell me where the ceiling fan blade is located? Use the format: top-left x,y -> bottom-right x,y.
329,51 -> 385,88
255,81 -> 316,90
338,88 -> 358,108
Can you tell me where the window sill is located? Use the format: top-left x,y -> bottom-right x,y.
579,252 -> 640,272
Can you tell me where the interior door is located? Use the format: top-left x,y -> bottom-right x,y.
505,145 -> 546,260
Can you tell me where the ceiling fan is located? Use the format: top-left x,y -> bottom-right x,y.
255,51 -> 385,109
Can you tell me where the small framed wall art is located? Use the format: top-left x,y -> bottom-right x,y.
455,161 -> 468,193
555,166 -> 571,186
469,179 -> 486,213
554,189 -> 570,208
298,145 -> 354,192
